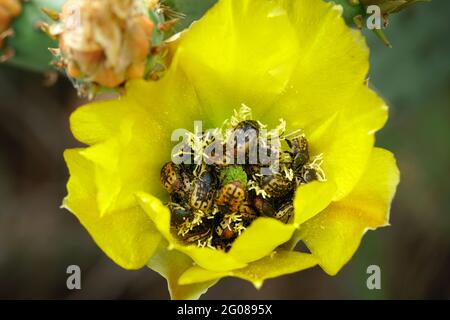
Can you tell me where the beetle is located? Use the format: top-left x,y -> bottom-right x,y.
286,136 -> 310,172
244,164 -> 261,177
216,180 -> 247,213
260,173 -> 294,198
161,162 -> 193,205
160,162 -> 183,193
234,120 -> 260,133
229,120 -> 260,164
211,237 -> 232,252
161,162 -> 192,193
238,202 -> 258,223
215,217 -> 236,240
254,196 -> 293,224
189,168 -> 217,212
168,202 -> 193,226
181,223 -> 212,244
253,196 -> 276,217
301,168 -> 318,184
273,202 -> 294,224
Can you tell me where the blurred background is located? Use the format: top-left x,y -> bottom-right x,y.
0,0 -> 449,299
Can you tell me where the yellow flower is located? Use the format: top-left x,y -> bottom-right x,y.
63,0 -> 400,299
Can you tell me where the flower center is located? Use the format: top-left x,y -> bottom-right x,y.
160,105 -> 325,251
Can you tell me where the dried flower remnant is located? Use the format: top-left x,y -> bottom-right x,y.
48,0 -> 165,94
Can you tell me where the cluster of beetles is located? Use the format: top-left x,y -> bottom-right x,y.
160,120 -> 321,251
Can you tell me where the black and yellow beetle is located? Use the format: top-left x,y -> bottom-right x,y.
238,201 -> 258,223
168,202 -> 193,226
260,173 -> 294,198
302,168 -> 318,184
216,180 -> 247,213
273,202 -> 294,224
286,136 -> 310,172
215,217 -> 236,240
160,162 -> 183,193
229,120 -> 260,162
161,161 -> 193,205
181,223 -> 212,244
253,196 -> 276,217
189,168 -> 217,212
254,196 -> 293,224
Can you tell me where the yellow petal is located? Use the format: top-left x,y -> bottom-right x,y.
63,149 -> 161,269
71,98 -> 174,212
297,148 -> 400,275
293,180 -> 337,226
228,218 -> 296,263
306,106 -> 381,201
71,63 -> 206,145
173,0 -> 300,126
148,240 -> 217,300
179,250 -> 318,289
274,1 -> 371,126
274,0 -> 388,200
125,68 -> 207,129
274,1 -> 388,132
70,99 -> 129,145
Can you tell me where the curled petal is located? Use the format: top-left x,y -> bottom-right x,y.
293,180 -> 337,226
137,192 -> 247,271
137,192 -> 297,271
64,149 -> 161,269
296,148 -> 400,275
228,218 -> 296,263
179,250 -> 318,289
148,240 -> 217,300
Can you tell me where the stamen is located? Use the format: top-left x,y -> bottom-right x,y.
305,153 -> 327,182
247,180 -> 269,198
197,235 -> 215,249
283,166 -> 295,181
229,104 -> 253,127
